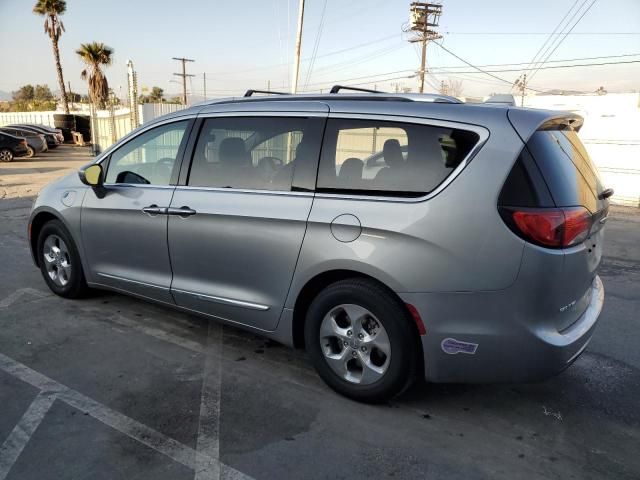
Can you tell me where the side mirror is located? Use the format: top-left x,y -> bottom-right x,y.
79,164 -> 103,187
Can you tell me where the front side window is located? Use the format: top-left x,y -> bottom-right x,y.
188,116 -> 316,191
105,120 -> 189,185
318,119 -> 479,196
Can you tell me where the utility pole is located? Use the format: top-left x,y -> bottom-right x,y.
407,2 -> 442,93
172,57 -> 195,106
203,73 -> 207,100
67,81 -> 73,110
291,0 -> 305,94
514,73 -> 527,106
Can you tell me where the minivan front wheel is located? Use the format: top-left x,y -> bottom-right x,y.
305,279 -> 418,403
37,220 -> 89,298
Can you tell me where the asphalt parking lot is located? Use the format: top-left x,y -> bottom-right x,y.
1,146 -> 639,480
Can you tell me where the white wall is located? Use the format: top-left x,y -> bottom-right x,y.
0,103 -> 187,152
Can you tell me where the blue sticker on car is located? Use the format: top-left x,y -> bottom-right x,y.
441,338 -> 478,355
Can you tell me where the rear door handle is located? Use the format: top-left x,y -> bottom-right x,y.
167,206 -> 197,217
142,204 -> 164,216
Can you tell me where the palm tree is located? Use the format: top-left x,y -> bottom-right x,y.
33,0 -> 70,114
76,42 -> 114,109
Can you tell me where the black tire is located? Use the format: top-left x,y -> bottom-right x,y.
25,146 -> 35,158
304,278 -> 418,403
0,148 -> 13,162
37,220 -> 89,299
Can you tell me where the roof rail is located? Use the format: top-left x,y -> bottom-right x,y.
244,89 -> 287,97
329,85 -> 384,94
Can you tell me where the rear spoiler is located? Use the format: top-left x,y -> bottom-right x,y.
507,109 -> 584,143
485,94 -> 516,106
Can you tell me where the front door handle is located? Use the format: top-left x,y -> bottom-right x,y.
142,204 -> 164,216
167,206 -> 197,217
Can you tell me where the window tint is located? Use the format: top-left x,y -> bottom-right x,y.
188,117 -> 316,191
317,119 -> 479,196
105,121 -> 188,185
526,129 -> 604,211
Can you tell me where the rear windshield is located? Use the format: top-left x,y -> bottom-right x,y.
526,128 -> 604,212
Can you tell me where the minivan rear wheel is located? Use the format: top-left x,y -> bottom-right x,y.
304,279 -> 418,403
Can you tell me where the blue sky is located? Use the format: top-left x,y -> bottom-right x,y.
1,0 -> 639,98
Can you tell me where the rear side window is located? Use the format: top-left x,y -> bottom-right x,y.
526,129 -> 604,212
317,118 -> 479,196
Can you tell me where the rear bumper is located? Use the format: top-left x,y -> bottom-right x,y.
14,145 -> 28,157
400,275 -> 604,383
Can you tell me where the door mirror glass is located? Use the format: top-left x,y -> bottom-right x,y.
80,164 -> 103,187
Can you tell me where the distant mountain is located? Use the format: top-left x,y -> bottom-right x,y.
537,89 -> 586,96
0,90 -> 11,101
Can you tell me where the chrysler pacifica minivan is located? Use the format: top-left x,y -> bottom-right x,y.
29,87 -> 610,402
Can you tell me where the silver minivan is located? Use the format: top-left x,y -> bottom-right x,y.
29,88 -> 610,402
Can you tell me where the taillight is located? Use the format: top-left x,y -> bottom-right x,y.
503,207 -> 592,248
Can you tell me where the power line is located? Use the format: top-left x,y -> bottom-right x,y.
442,31 -> 640,35
299,73 -> 416,93
310,43 -> 407,77
430,59 -> 640,74
209,33 -> 402,76
529,0 -> 598,82
303,68 -> 416,88
433,52 -> 640,70
529,0 -> 590,80
303,0 -> 328,89
524,0 -> 581,76
431,41 -> 545,92
195,55 -> 639,97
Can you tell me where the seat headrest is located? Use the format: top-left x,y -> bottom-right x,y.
339,157 -> 364,178
383,139 -> 403,167
219,137 -> 248,165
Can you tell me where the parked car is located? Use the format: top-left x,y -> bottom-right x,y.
10,123 -> 64,144
0,132 -> 29,161
7,125 -> 59,148
0,127 -> 47,157
28,87 -> 611,402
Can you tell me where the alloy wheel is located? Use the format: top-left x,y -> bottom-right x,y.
0,149 -> 13,162
43,234 -> 72,287
319,304 -> 391,385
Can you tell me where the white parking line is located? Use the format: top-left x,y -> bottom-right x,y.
195,322 -> 223,480
0,353 -> 253,480
0,288 -> 49,309
0,392 -> 56,480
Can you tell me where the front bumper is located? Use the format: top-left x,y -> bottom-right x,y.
400,275 -> 604,383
